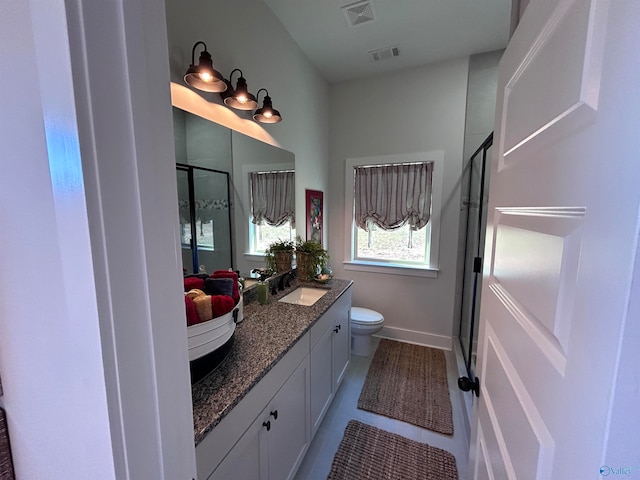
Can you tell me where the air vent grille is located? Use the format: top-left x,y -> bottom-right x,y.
342,1 -> 375,27
369,46 -> 401,62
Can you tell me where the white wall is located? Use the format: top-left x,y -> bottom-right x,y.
463,51 -> 503,162
0,2 -> 116,477
1,0 -> 197,478
165,0 -> 331,244
328,58 -> 469,348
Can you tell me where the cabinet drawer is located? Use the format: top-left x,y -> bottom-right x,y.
309,288 -> 351,347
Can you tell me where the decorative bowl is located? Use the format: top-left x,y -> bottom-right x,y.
313,274 -> 332,284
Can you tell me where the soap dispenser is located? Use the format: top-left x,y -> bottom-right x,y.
256,272 -> 270,305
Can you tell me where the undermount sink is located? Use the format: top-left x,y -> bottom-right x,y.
278,287 -> 328,306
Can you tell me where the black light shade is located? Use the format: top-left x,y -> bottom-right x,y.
253,89 -> 282,123
184,42 -> 227,93
223,69 -> 258,110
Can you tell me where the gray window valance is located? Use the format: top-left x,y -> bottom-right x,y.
354,161 -> 433,232
250,170 -> 295,227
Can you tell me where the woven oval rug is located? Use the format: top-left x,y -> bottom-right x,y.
358,339 -> 454,435
327,420 -> 458,480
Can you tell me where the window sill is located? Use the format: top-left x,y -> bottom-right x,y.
343,260 -> 439,278
181,245 -> 214,252
243,253 -> 266,263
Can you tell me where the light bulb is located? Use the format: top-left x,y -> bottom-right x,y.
264,111 -> 272,118
237,95 -> 247,103
199,72 -> 213,82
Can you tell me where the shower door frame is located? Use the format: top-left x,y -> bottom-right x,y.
177,163 -> 233,274
458,133 -> 493,377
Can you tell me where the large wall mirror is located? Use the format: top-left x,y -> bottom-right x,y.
171,85 -> 295,276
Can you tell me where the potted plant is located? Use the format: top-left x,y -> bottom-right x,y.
265,239 -> 295,273
295,236 -> 329,281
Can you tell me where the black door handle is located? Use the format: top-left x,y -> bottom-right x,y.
270,410 -> 278,420
457,376 -> 480,397
263,420 -> 271,431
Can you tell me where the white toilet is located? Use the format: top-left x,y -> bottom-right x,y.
350,307 -> 384,356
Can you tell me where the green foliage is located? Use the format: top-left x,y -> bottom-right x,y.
265,239 -> 295,273
295,236 -> 329,279
266,239 -> 295,252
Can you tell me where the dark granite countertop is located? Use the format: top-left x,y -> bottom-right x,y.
191,278 -> 353,446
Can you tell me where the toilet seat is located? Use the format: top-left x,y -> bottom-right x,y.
351,307 -> 384,325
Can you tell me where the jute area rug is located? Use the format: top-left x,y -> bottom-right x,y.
327,420 -> 458,480
358,339 -> 454,435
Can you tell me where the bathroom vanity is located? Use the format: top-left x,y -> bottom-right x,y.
192,279 -> 352,480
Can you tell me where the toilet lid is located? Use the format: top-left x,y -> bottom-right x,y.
351,307 -> 384,325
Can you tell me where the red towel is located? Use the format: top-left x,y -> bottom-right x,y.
184,294 -> 200,326
211,295 -> 235,318
210,271 -> 240,303
184,277 -> 204,292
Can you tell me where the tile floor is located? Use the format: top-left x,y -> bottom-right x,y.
294,337 -> 471,480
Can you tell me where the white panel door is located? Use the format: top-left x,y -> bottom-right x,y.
470,1 -> 640,479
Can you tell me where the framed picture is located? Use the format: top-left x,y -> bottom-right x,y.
305,189 -> 323,246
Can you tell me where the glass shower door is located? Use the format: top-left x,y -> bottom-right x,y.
177,165 -> 232,274
192,168 -> 232,273
459,134 -> 492,377
177,167 -> 194,273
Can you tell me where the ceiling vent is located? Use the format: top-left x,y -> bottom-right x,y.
369,45 -> 401,62
342,1 -> 375,27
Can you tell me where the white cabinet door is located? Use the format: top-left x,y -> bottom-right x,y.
309,287 -> 352,439
208,413 -> 266,480
310,328 -> 333,437
331,302 -> 350,392
266,357 -> 310,480
210,357 -> 309,480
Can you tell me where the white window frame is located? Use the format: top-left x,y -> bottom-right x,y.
344,151 -> 444,278
250,221 -> 296,254
242,162 -> 295,262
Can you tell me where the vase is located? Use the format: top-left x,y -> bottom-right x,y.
296,251 -> 314,280
274,251 -> 293,273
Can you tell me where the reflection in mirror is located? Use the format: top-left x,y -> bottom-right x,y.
177,164 -> 232,274
231,130 -> 295,277
173,107 -> 233,273
171,100 -> 295,278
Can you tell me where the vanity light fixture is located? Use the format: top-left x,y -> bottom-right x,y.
223,69 -> 258,111
253,89 -> 282,124
184,41 -> 227,93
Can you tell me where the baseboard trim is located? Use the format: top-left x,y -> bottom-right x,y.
374,326 -> 453,351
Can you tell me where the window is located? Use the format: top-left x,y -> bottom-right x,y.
355,222 -> 431,264
344,152 -> 444,277
248,170 -> 296,254
251,221 -> 296,253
